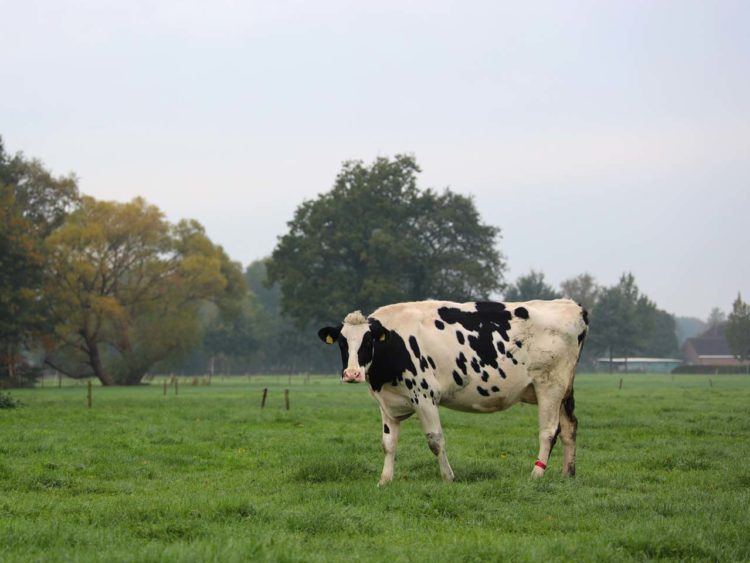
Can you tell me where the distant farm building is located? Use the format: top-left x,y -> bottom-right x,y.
594,357 -> 683,373
682,322 -> 749,367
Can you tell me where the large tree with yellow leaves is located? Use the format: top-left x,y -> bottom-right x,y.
43,196 -> 245,385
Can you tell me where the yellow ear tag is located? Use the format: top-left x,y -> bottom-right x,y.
326,335 -> 334,344
378,334 -> 386,342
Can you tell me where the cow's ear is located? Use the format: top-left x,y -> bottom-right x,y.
318,324 -> 342,345
369,319 -> 389,343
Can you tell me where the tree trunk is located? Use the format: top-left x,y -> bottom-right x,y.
7,343 -> 16,383
86,339 -> 115,386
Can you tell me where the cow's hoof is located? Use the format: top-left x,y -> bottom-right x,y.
531,466 -> 545,479
377,478 -> 392,487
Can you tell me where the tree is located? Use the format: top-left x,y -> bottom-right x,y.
0,137 -> 79,387
267,155 -> 505,326
560,273 -> 600,311
706,307 -> 726,328
587,273 -> 678,371
635,296 -> 678,358
504,270 -> 561,301
726,293 -> 750,367
586,273 -> 640,370
43,196 -> 243,385
0,137 -> 79,237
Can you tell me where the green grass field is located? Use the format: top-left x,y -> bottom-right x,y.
2,374 -> 749,562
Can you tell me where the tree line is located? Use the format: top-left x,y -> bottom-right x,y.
2,139 -> 748,386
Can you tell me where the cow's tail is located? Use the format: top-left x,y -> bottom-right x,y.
574,306 -> 589,366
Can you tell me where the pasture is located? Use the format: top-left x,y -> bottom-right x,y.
1,374 -> 749,562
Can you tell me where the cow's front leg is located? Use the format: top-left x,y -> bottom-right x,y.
378,408 -> 401,486
417,404 -> 454,482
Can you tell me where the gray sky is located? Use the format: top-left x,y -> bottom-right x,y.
2,0 -> 748,320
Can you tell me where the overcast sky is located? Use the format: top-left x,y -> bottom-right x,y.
2,0 -> 748,320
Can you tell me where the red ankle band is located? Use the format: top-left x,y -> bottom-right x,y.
534,460 -> 547,470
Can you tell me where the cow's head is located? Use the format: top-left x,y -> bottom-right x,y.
318,311 -> 388,383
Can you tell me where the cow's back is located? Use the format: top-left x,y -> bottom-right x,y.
370,299 -> 586,413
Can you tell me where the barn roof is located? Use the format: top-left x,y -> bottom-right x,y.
684,322 -> 733,357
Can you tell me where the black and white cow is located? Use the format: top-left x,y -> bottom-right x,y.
318,299 -> 588,485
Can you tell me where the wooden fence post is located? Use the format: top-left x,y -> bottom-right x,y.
174,378 -> 179,396
261,388 -> 268,408
163,380 -> 167,396
285,389 -> 290,410
87,381 -> 92,408
709,378 -> 713,388
618,377 -> 623,390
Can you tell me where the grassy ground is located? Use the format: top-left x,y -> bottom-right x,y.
1,373 -> 749,562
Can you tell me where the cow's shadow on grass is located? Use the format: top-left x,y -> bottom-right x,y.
453,464 -> 503,483
293,459 -> 377,483
400,458 -> 504,483
293,457 -> 504,484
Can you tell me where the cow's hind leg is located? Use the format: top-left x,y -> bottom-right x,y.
531,384 -> 566,479
559,390 -> 577,477
379,408 -> 401,486
417,404 -> 454,482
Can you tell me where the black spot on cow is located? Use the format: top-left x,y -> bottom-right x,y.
408,336 -> 421,359
429,390 -> 434,398
367,327 -> 417,392
506,351 -> 514,360
338,338 -> 349,370
439,302 -> 513,372
477,386 -> 490,397
515,340 -> 523,348
550,424 -> 561,452
512,358 -> 518,365
427,356 -> 436,370
470,357 -> 481,373
420,357 -> 428,372
578,330 -> 586,345
491,386 -> 500,393
496,341 -> 505,354
420,379 -> 429,390
582,309 -> 589,326
481,371 -> 490,382
456,352 -> 468,375
514,306 -> 529,319
383,424 -> 390,434
498,367 -> 506,379
434,320 -> 445,330
456,331 -> 465,345
405,378 -> 413,390
356,332 -> 374,368
563,390 -> 577,425
452,371 -> 464,386
422,393 -> 427,399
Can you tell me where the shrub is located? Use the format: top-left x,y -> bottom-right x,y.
0,391 -> 22,408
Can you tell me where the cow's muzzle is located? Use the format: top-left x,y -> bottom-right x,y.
342,368 -> 365,383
